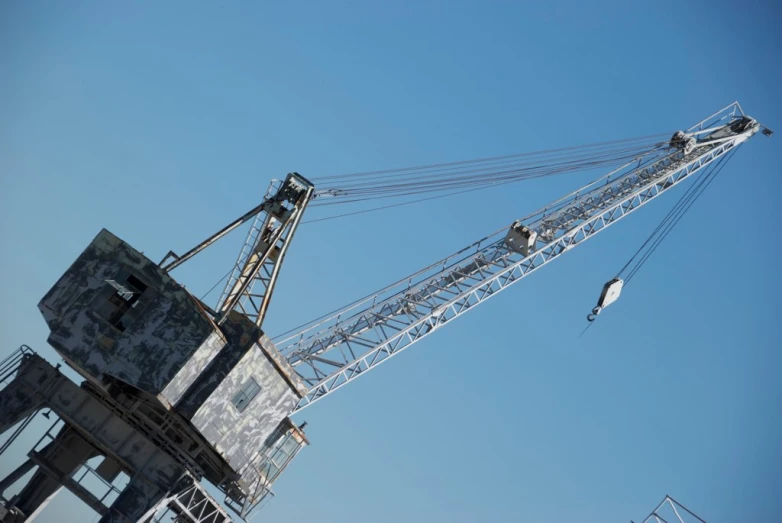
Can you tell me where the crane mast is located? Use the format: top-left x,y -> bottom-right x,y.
159,172 -> 315,327
277,103 -> 763,410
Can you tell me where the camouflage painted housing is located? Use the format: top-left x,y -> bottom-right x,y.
37,229 -> 307,505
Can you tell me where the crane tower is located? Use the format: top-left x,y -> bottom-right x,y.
0,103 -> 769,522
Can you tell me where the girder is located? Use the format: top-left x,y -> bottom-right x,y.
216,173 -> 314,327
277,103 -> 761,411
159,172 -> 314,328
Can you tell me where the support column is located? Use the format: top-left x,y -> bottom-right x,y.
0,374 -> 41,434
13,425 -> 99,520
98,476 -> 169,523
0,460 -> 35,497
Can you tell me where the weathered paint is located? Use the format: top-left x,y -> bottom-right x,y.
38,229 -> 215,396
173,311 -> 260,419
256,333 -> 309,398
190,342 -> 300,473
160,330 -> 226,407
29,229 -> 309,513
0,354 -> 187,521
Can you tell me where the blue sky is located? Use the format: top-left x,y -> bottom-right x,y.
1,1 -> 780,522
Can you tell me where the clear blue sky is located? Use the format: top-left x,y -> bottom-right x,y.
1,2 -> 780,522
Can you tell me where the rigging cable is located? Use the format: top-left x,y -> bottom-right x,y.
312,141 -> 666,202
616,147 -> 738,286
304,133 -> 671,222
195,137 -> 669,303
581,147 -> 738,332
314,144 -> 655,195
273,149 -> 671,341
313,133 -> 668,183
304,185 -> 493,224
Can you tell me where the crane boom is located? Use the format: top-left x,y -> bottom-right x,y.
277,103 -> 762,411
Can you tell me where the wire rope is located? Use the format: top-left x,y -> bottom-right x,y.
618,148 -> 737,285
303,134 -> 672,222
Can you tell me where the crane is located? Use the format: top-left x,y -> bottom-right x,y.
219,102 -> 767,410
0,102 -> 770,523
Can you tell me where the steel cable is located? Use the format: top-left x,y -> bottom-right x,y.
313,133 -> 669,183
304,134 -> 671,222
618,148 -> 737,284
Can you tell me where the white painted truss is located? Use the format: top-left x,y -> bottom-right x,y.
277,103 -> 761,410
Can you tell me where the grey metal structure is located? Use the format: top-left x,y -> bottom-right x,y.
638,495 -> 707,523
0,173 -> 313,522
214,175 -> 314,327
276,103 -> 764,410
0,104 -> 769,522
161,172 -> 314,327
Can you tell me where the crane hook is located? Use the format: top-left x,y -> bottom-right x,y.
586,306 -> 601,322
585,278 -> 624,323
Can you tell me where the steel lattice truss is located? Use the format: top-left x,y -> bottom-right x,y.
639,495 -> 707,523
147,477 -> 231,523
160,172 -> 313,328
216,173 -> 314,326
276,103 -> 759,410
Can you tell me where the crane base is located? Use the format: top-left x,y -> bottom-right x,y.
0,348 -> 230,523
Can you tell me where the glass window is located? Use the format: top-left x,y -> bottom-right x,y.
231,377 -> 261,412
281,436 -> 299,456
95,270 -> 151,332
270,448 -> 288,467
